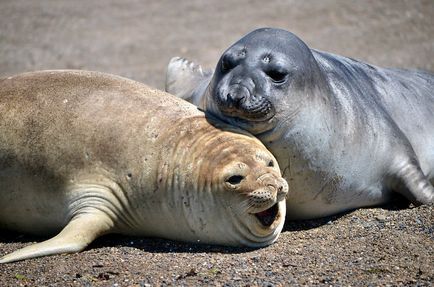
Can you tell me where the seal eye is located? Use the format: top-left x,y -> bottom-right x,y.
266,70 -> 288,84
221,56 -> 236,72
268,161 -> 274,167
226,175 -> 245,185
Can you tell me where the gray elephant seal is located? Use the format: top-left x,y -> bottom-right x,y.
166,28 -> 434,219
0,70 -> 288,263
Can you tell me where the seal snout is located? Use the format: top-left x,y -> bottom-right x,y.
249,173 -> 288,227
257,173 -> 289,201
225,85 -> 249,109
277,178 -> 289,201
218,84 -> 275,121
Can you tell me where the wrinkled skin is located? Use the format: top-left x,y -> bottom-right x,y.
166,28 -> 434,219
0,70 -> 288,263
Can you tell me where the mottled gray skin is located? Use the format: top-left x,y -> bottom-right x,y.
166,28 -> 434,219
0,70 -> 288,263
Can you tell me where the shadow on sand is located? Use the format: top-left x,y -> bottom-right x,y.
0,196 -> 411,258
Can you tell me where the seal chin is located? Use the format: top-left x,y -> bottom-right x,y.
248,200 -> 286,235
225,109 -> 275,123
228,115 -> 277,135
237,200 -> 285,247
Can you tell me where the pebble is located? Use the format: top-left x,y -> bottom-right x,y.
375,215 -> 386,222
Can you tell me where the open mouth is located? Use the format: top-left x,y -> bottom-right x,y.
253,203 -> 279,227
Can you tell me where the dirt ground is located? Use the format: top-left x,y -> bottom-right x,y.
0,0 -> 433,286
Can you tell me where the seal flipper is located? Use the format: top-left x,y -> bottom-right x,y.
165,57 -> 212,105
0,212 -> 113,264
394,160 -> 434,205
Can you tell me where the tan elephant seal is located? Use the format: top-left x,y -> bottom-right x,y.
166,28 -> 434,219
0,70 -> 288,263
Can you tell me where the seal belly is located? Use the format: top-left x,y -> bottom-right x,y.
282,162 -> 389,219
0,166 -> 68,235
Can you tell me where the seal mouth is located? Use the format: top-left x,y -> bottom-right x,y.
220,98 -> 275,123
229,112 -> 275,123
253,203 -> 279,227
226,115 -> 276,135
215,86 -> 275,123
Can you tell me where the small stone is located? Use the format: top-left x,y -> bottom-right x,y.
375,215 -> 386,221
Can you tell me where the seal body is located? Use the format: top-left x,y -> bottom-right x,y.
166,28 -> 434,219
0,70 -> 288,263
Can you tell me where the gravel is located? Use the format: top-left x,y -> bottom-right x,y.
1,205 -> 432,286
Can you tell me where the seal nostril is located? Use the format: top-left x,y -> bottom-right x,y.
226,92 -> 245,108
277,183 -> 288,199
226,93 -> 236,108
226,92 -> 232,102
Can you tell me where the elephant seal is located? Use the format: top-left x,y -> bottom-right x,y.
0,70 -> 288,263
166,27 -> 434,219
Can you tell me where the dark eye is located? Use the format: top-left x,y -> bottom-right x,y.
266,70 -> 288,84
268,161 -> 274,167
226,175 -> 244,185
221,56 -> 236,72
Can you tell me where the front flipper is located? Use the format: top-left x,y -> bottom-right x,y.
0,212 -> 113,264
165,57 -> 212,105
395,160 -> 434,205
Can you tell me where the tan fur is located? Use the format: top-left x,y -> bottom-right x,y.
0,70 -> 288,263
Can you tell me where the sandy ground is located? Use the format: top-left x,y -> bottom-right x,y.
0,0 -> 433,286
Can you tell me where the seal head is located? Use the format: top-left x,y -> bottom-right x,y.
156,116 -> 288,246
203,28 -> 325,135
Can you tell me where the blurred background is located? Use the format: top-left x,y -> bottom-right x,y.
1,0 -> 433,89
